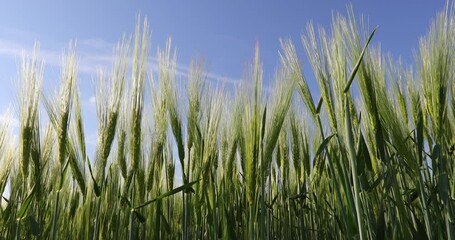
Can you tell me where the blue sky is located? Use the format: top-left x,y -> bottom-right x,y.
0,0 -> 448,149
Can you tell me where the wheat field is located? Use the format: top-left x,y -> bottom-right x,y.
1,4 -> 455,240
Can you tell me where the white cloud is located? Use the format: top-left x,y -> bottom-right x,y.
0,32 -> 241,85
0,37 -> 107,75
80,38 -> 114,50
0,39 -> 28,57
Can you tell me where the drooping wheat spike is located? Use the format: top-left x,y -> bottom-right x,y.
18,44 -> 43,180
73,87 -> 87,163
67,130 -> 87,196
69,91 -> 88,194
57,43 -> 77,167
262,66 -> 294,176
279,39 -> 317,122
301,25 -> 337,130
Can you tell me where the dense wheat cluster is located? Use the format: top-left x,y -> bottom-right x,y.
1,5 -> 455,239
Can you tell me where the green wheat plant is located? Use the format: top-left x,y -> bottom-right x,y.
2,3 -> 455,240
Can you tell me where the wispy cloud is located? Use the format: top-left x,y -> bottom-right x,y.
0,39 -> 30,57
79,38 -> 114,50
0,33 -> 241,84
173,64 -> 241,85
0,38 -> 95,74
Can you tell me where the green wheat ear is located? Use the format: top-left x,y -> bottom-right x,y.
19,44 -> 43,180
280,39 -> 317,121
262,66 -> 294,177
